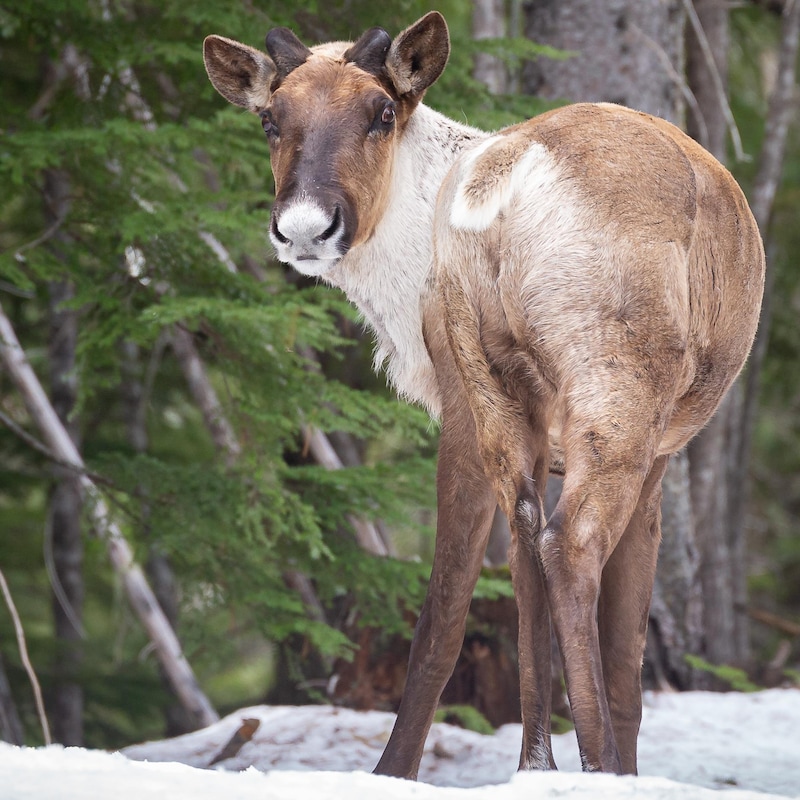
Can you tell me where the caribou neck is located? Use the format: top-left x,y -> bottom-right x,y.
327,104 -> 487,417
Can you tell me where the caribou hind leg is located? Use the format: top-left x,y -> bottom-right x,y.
536,413 -> 670,774
597,453 -> 669,773
508,452 -> 557,771
437,274 -> 559,772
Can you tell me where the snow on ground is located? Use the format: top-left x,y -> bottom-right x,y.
1,689 -> 798,800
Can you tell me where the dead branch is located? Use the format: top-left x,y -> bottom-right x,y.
631,22 -> 709,148
683,0 -> 748,160
0,569 -> 51,745
0,407 -> 109,487
742,605 -> 800,637
169,326 -> 242,466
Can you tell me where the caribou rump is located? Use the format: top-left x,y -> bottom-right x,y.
203,11 -> 765,779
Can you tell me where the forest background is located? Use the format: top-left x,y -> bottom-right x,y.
1,0 -> 799,751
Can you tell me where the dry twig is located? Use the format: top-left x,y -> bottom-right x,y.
0,569 -> 52,745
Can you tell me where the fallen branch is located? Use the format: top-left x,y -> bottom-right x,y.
0,301 -> 219,727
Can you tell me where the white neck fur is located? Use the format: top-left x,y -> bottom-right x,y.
326,104 -> 486,417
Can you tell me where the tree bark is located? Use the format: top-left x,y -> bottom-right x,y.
522,0 -> 684,124
648,452 -> 705,688
473,0 -> 508,94
683,0 -> 750,673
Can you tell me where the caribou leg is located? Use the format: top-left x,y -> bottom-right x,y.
508,457 -> 556,771
597,453 -> 668,773
437,271 -> 558,772
374,394 -> 496,780
537,428 -> 663,774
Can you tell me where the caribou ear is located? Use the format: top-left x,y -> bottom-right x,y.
344,27 -> 392,76
386,11 -> 450,100
265,27 -> 312,82
203,35 -> 276,111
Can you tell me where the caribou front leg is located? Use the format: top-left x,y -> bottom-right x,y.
374,398 -> 496,780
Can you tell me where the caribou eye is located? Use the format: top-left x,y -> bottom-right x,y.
370,101 -> 396,134
380,104 -> 396,125
259,110 -> 278,138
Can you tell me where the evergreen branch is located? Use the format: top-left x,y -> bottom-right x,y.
0,300 -> 219,727
0,568 -> 52,745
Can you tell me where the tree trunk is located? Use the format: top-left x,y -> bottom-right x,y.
522,0 -> 684,124
683,0 -> 749,674
730,0 -> 800,662
473,0 -> 508,94
647,451 -> 705,688
44,168 -> 84,746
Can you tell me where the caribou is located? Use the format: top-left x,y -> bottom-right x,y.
203,11 -> 765,780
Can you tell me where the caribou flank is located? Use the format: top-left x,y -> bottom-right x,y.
204,12 -> 765,779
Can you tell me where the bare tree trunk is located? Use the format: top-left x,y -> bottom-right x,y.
728,0 -> 800,664
473,0 -> 508,94
44,168 -> 84,745
522,0 -> 684,123
649,452 -> 704,688
735,0 -> 800,538
0,303 -> 219,728
683,0 -> 748,673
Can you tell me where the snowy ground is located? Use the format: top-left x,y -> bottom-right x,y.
1,689 -> 799,799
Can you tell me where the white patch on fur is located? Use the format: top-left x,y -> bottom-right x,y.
449,140 -> 556,232
520,739 -> 553,771
270,197 -> 345,276
324,105 -> 487,417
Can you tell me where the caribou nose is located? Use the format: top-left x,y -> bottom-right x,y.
270,202 -> 344,255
